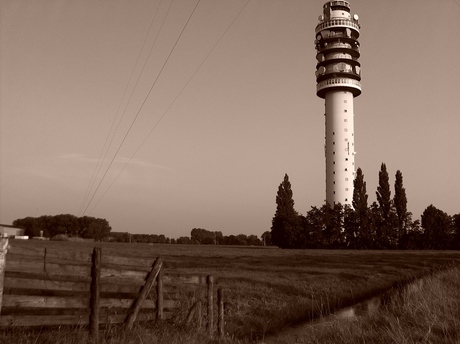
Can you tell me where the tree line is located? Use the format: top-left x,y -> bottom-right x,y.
11,215 -> 267,246
271,164 -> 460,249
13,214 -> 111,241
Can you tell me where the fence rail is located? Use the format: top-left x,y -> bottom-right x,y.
0,238 -> 224,339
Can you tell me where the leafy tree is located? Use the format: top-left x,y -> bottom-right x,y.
343,204 -> 359,248
271,174 -> 301,248
400,216 -> 423,250
421,205 -> 452,249
191,228 -> 213,244
451,213 -> 460,249
261,231 -> 272,246
394,170 -> 408,247
247,234 -> 262,246
176,236 -> 192,244
13,217 -> 38,237
322,203 -> 345,248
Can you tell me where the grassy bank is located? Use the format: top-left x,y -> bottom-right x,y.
268,267 -> 460,344
2,240 -> 460,343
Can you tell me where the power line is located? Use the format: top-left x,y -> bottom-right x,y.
78,0 -> 164,216
82,0 -> 202,216
87,0 -> 251,215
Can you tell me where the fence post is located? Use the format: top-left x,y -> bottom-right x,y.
0,238 -> 9,313
90,247 -> 101,342
207,275 -> 214,337
156,268 -> 163,320
218,287 -> 224,337
126,257 -> 163,329
197,299 -> 202,329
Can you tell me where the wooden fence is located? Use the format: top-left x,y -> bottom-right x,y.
0,238 -> 224,340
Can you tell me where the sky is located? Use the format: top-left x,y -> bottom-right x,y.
1,0 -> 460,239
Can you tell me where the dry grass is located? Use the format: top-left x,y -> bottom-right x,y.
3,240 -> 460,343
267,267 -> 460,344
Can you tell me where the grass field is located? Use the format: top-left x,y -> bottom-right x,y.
266,266 -> 460,344
2,239 -> 460,343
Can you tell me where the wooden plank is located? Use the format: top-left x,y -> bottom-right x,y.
90,247 -> 101,341
207,275 -> 214,336
2,295 -> 176,310
156,269 -> 163,320
0,311 -> 175,327
7,246 -> 92,263
5,259 -> 91,276
0,238 -> 9,312
5,265 -> 209,286
101,267 -> 147,280
125,258 -> 162,329
100,297 -> 154,309
218,288 -> 224,337
0,314 -> 89,327
163,273 -> 208,285
3,295 -> 89,308
102,255 -> 155,269
4,277 -> 90,292
5,271 -> 92,283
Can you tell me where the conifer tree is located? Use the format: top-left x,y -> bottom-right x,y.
271,174 -> 300,249
352,168 -> 368,212
350,168 -> 371,248
375,163 -> 395,248
394,170 -> 408,246
376,163 -> 392,221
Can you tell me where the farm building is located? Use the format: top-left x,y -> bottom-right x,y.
0,224 -> 26,238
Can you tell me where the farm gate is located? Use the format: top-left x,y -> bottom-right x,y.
0,238 -> 224,340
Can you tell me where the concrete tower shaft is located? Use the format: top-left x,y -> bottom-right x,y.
315,1 -> 361,207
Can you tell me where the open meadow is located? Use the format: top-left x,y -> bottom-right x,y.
2,239 -> 460,343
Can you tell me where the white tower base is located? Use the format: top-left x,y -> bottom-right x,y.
325,90 -> 355,206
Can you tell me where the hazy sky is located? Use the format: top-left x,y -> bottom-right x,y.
1,0 -> 460,238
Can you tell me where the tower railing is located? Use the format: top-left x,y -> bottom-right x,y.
315,19 -> 360,34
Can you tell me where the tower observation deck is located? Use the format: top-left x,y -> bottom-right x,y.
315,1 -> 362,206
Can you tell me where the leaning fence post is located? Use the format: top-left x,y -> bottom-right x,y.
126,257 -> 163,329
218,287 -> 224,337
207,275 -> 214,336
0,238 -> 9,313
90,247 -> 102,342
156,268 -> 164,320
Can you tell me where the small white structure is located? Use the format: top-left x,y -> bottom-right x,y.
0,224 -> 25,238
315,1 -> 362,206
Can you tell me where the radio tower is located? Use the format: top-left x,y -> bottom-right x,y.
315,1 -> 361,206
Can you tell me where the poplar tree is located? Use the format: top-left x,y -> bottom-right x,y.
352,168 -> 368,212
376,163 -> 394,247
271,174 -> 300,248
376,163 -> 392,221
349,168 -> 371,248
393,170 -> 408,246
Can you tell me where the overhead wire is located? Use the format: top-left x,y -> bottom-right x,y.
82,0 -> 203,216
87,0 -> 251,215
78,0 -> 164,216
